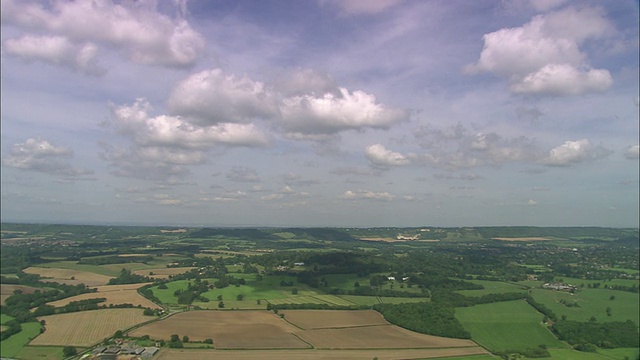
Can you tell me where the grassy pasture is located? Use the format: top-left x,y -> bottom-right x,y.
12,346 -> 65,360
457,280 -> 528,296
32,309 -> 150,347
547,348 -> 640,360
597,347 -> 640,360
378,296 -> 427,304
455,300 -> 568,352
530,288 -> 639,323
336,295 -> 380,305
149,280 -> 190,304
0,322 -> 42,358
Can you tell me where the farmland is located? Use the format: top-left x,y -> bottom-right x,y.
31,309 -> 152,347
455,300 -> 569,352
129,311 -> 310,349
23,267 -> 112,286
46,283 -> 160,309
0,223 -> 638,360
0,284 -> 39,305
154,348 -> 489,360
131,309 -> 484,354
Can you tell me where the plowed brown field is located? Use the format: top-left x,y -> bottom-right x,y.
281,310 -> 387,329
131,310 -> 482,353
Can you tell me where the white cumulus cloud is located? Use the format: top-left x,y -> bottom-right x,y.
340,190 -> 395,201
4,35 -> 104,75
103,99 -> 269,181
364,144 -> 412,167
543,139 -> 611,166
279,88 -> 408,136
113,99 -> 269,148
2,138 -> 92,178
467,6 -> 614,96
624,145 -> 639,159
168,69 -> 279,125
2,0 -> 205,70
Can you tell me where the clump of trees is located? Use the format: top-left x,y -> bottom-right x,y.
551,320 -> 639,349
107,268 -> 152,285
373,302 -> 470,339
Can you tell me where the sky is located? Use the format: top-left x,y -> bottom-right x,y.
1,0 -> 638,228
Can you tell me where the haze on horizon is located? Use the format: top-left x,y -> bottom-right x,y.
1,0 -> 638,228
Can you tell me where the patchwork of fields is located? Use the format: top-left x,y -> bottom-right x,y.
131,309 -> 486,357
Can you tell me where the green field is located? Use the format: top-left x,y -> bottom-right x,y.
0,322 -> 43,358
12,346 -> 65,360
457,280 -> 529,296
547,348 -> 640,360
455,300 -> 568,352
530,288 -> 639,323
1,314 -> 15,324
149,279 -> 191,304
556,276 -> 640,288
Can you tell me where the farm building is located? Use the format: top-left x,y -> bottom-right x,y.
542,283 -> 576,291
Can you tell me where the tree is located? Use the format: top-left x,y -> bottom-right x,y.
217,294 -> 223,301
170,334 -> 180,342
114,330 -> 123,338
291,288 -> 298,295
182,335 -> 189,343
236,294 -> 244,301
218,301 -> 225,308
62,346 -> 77,357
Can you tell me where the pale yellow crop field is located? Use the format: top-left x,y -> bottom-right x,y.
32,309 -> 151,346
130,311 -> 308,349
46,283 -> 159,309
23,267 -> 112,286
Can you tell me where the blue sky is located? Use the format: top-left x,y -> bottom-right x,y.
1,0 -> 638,227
